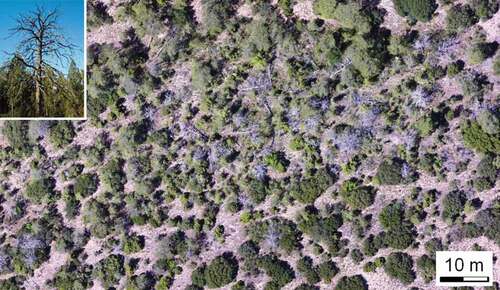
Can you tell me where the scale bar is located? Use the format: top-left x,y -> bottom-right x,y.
440,276 -> 489,283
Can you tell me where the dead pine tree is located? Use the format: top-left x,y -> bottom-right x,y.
7,6 -> 75,117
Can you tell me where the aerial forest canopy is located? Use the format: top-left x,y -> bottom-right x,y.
0,6 -> 84,118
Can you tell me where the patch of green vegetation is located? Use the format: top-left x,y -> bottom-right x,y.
204,253 -> 238,288
461,120 -> 500,154
393,0 -> 437,22
339,179 -> 376,209
384,252 -> 415,284
335,275 -> 368,290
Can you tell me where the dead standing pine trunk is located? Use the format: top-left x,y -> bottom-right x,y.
7,6 -> 75,117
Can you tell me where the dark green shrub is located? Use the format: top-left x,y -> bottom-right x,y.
441,191 -> 466,223
191,60 -> 215,93
446,4 -> 478,32
201,0 -> 235,36
385,228 -> 415,249
295,284 -> 319,290
100,158 -> 126,192
123,234 -> 145,254
416,255 -> 435,283
313,0 -> 338,19
204,253 -> 238,288
339,179 -> 376,210
191,265 -> 206,287
74,173 -> 99,199
461,120 -> 500,154
257,254 -> 295,289
49,122 -> 76,148
317,260 -> 338,283
93,254 -> 125,289
0,276 -> 23,290
477,110 -> 499,135
350,249 -> 364,263
2,121 -> 33,156
297,206 -> 343,254
470,0 -> 499,20
447,60 -> 465,76
314,33 -> 342,68
393,0 -> 437,22
384,252 -> 416,284
494,54 -> 500,75
297,256 -> 320,284
264,151 -> 290,173
468,41 -> 498,64
51,260 -> 94,290
459,71 -> 492,98
290,168 -> 335,204
476,154 -> 498,181
278,0 -> 295,16
379,203 -> 405,229
375,158 -> 409,185
335,275 -> 368,290
87,1 -> 113,27
25,177 -> 56,204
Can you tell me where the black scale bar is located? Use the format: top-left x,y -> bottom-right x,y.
440,276 -> 489,283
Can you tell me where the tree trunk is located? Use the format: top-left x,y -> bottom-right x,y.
36,41 -> 43,116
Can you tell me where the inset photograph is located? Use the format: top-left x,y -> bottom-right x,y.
0,0 -> 85,119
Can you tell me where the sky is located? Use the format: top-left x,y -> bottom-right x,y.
0,0 -> 84,72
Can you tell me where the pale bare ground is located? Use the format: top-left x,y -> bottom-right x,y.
191,0 -> 203,24
293,0 -> 316,21
23,243 -> 69,290
480,11 -> 500,42
237,3 -> 253,18
379,0 -> 408,35
87,20 -> 131,47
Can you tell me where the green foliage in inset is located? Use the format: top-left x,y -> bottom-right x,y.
414,116 -> 436,136
393,0 -> 437,22
384,252 -> 415,284
379,203 -> 405,229
314,33 -> 342,68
